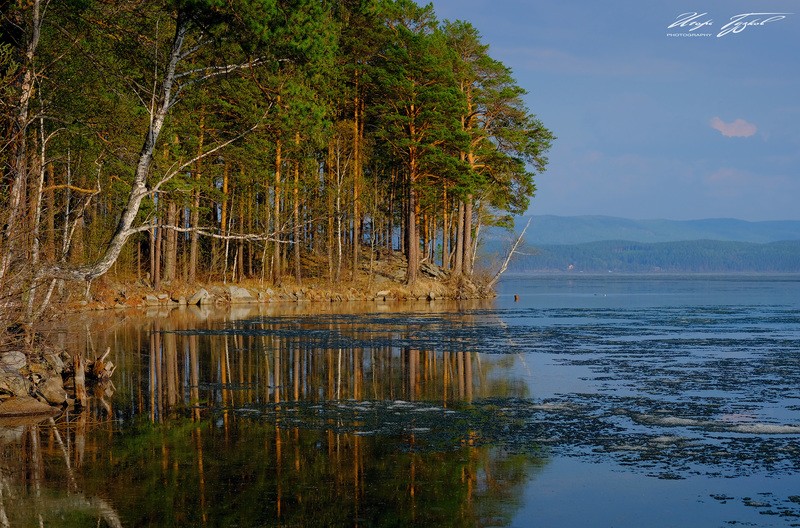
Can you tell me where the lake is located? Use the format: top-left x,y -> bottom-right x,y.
2,274 -> 799,527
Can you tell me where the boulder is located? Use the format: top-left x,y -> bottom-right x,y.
37,376 -> 67,405
228,285 -> 256,303
44,352 -> 65,375
144,294 -> 160,306
1,351 -> 27,371
0,372 -> 30,398
420,261 -> 448,280
0,396 -> 59,417
188,288 -> 210,306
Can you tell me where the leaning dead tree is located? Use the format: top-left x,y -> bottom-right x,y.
485,217 -> 532,290
29,12 -> 264,307
42,14 -> 189,283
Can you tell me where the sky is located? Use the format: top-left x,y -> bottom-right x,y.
429,0 -> 800,221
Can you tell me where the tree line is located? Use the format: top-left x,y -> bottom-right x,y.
0,0 -> 553,319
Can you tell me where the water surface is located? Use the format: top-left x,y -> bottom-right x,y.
2,274 -> 799,526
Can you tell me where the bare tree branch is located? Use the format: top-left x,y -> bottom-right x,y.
486,217 -> 531,290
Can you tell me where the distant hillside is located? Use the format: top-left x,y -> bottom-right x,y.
514,215 -> 800,245
505,240 -> 800,273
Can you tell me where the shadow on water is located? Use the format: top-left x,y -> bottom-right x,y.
1,301 -> 546,527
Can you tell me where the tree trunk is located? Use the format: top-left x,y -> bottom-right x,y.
1,0 -> 42,284
326,142 -> 335,283
441,185 -> 449,270
463,195 -> 473,276
218,161 -> 230,280
45,163 -> 56,262
351,73 -> 362,283
405,185 -> 419,285
453,201 -> 464,277
43,15 -> 190,283
272,139 -> 282,285
293,134 -> 302,284
237,188 -> 245,281
164,201 -> 177,282
189,110 -> 205,283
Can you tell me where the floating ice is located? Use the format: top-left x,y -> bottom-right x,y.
728,424 -> 800,434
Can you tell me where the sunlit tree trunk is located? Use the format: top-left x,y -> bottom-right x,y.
463,195 -> 473,276
152,218 -> 161,290
351,73 -> 362,283
326,142 -> 335,282
453,201 -> 464,276
293,133 -> 302,284
189,110 -> 205,283
272,139 -> 282,285
441,185 -> 450,269
164,201 -> 177,282
237,186 -> 245,281
44,163 -> 56,262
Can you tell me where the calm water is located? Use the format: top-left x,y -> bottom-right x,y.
2,274 -> 799,527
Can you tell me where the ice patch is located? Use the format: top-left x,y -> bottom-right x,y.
650,436 -> 684,444
531,402 -> 577,412
729,423 -> 800,434
634,414 -> 709,427
719,413 -> 757,423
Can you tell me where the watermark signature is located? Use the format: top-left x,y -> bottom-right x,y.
667,12 -> 792,38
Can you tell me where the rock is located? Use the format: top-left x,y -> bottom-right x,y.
427,291 -> 436,301
0,396 -> 59,417
1,351 -> 27,371
420,261 -> 448,280
37,376 -> 67,405
375,290 -> 391,301
177,296 -> 187,306
157,293 -> 170,301
188,288 -> 210,306
228,285 -> 255,303
44,353 -> 65,375
144,294 -> 160,306
0,372 -> 30,398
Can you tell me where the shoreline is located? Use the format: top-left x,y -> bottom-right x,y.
1,264 -> 491,417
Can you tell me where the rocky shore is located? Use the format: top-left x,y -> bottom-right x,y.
84,259 -> 487,311
1,258 -> 490,418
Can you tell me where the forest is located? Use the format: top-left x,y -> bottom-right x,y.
0,0 -> 554,322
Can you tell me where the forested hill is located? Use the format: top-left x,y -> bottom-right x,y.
519,216 -> 800,245
480,216 -> 800,273
506,239 -> 800,273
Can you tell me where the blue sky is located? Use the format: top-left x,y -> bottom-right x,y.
429,0 -> 800,221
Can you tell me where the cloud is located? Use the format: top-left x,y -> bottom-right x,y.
710,117 -> 757,138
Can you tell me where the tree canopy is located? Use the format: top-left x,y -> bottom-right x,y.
0,0 -> 553,319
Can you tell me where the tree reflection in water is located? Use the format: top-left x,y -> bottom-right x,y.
2,303 -> 546,526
